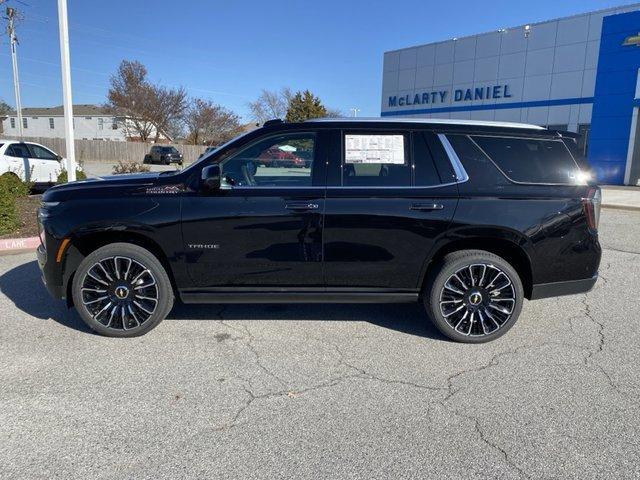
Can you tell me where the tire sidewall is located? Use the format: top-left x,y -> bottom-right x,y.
425,250 -> 524,343
72,243 -> 174,337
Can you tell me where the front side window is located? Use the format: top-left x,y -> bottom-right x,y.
221,133 -> 315,188
342,133 -> 410,187
28,144 -> 58,160
471,135 -> 581,184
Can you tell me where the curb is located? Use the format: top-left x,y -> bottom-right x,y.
602,203 -> 640,212
0,236 -> 40,256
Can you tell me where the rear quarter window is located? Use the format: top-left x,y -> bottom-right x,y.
470,135 -> 581,184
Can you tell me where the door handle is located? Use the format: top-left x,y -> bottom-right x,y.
285,202 -> 320,211
410,203 -> 444,211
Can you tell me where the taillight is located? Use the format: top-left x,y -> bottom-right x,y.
582,187 -> 601,232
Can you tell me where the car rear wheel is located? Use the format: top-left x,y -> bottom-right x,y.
423,250 -> 523,343
72,243 -> 174,337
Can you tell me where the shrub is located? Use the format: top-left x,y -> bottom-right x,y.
0,173 -> 25,235
57,168 -> 87,184
0,172 -> 30,197
112,161 -> 151,175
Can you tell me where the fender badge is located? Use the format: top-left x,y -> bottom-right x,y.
187,244 -> 220,250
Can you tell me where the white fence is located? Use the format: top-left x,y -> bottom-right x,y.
4,136 -> 208,164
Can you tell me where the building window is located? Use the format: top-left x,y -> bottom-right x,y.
10,118 -> 15,129
49,118 -> 55,129
112,118 -> 118,130
98,118 -> 104,130
85,117 -> 92,120
22,117 -> 28,129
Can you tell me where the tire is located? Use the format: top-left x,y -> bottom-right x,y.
423,250 -> 524,343
72,243 -> 174,337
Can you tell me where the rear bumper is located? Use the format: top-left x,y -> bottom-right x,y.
530,274 -> 598,300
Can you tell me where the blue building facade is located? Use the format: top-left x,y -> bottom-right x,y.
381,4 -> 640,185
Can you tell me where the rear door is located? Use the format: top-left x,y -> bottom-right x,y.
4,143 -> 31,181
322,128 -> 459,290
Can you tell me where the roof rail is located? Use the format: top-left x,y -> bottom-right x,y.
263,119 -> 284,127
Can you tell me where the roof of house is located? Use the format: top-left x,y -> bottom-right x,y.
8,104 -> 111,117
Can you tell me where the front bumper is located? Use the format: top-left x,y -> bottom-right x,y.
530,274 -> 598,300
37,243 -> 65,299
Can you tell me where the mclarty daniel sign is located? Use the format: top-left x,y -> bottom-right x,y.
388,84 -> 513,108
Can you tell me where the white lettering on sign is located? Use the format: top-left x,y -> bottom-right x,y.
345,134 -> 405,164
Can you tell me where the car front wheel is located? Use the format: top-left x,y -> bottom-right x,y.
72,243 -> 174,337
424,250 -> 523,343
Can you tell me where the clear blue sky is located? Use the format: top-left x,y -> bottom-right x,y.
0,0 -> 634,121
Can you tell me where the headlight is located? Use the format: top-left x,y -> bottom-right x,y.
41,201 -> 60,208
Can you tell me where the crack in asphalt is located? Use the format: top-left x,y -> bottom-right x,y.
216,311 -> 288,388
452,410 -> 531,479
213,373 -> 363,432
602,245 -> 640,255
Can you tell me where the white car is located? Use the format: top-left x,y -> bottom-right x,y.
0,139 -> 68,190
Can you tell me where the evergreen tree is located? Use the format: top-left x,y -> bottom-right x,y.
285,90 -> 328,122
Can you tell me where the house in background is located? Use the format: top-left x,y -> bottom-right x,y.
1,104 -> 170,142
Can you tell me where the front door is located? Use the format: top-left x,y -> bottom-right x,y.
182,130 -> 327,288
323,129 -> 459,291
26,143 -> 61,184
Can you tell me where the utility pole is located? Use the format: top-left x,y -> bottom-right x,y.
5,6 -> 24,138
57,0 -> 75,181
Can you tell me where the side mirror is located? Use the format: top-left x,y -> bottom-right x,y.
201,164 -> 221,192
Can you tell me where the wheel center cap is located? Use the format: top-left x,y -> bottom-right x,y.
469,292 -> 483,306
115,286 -> 129,299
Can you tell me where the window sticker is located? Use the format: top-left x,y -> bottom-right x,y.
345,134 -> 405,164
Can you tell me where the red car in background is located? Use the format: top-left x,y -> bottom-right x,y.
257,147 -> 306,168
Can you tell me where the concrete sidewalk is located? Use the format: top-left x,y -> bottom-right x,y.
601,186 -> 640,211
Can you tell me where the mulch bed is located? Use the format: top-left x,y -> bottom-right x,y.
0,195 -> 41,240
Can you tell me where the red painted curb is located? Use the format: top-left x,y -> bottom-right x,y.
0,236 -> 40,254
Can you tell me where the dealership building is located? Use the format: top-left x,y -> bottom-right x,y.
381,4 -> 640,185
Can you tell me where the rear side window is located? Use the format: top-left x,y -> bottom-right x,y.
471,135 -> 581,184
413,131 -> 458,186
6,144 -> 30,158
342,133 -> 410,187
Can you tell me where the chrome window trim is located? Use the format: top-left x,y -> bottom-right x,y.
437,133 -> 469,184
306,117 -> 545,130
466,134 -> 583,186
226,184 -> 459,191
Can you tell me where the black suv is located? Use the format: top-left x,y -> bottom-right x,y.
37,118 -> 601,342
143,145 -> 183,165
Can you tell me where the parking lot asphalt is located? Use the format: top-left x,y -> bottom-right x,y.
1,209 -> 639,479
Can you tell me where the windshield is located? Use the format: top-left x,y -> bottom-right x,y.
160,147 -> 178,153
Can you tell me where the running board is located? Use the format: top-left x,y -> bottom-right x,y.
179,290 -> 419,304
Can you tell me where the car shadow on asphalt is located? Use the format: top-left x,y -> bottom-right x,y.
1,260 -> 444,340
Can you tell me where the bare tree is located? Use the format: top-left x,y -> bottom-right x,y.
185,98 -> 241,146
325,108 -> 343,118
106,60 -> 187,142
247,87 -> 292,125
